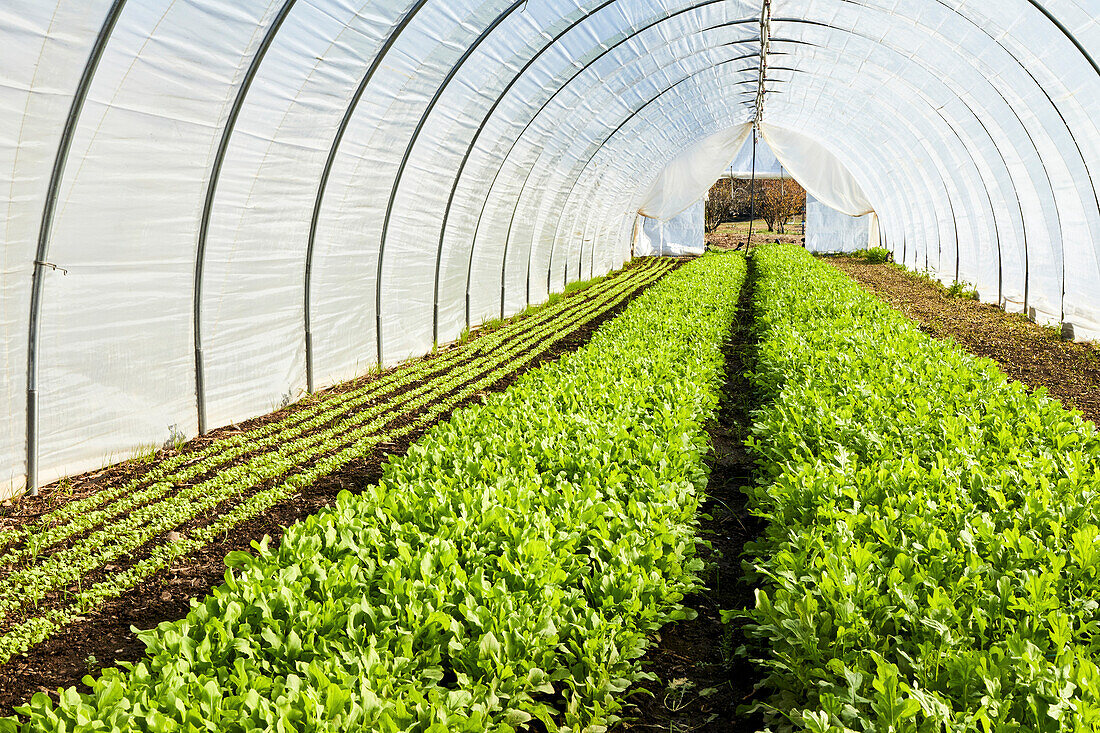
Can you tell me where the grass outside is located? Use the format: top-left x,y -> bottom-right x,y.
705,217 -> 805,251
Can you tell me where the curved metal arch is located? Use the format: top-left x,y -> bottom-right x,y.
521,24 -> 993,301
192,0 -> 298,435
538,11 -> 1067,311
540,73 -> 761,296
528,79 -> 764,302
802,9 -> 1068,309
426,1 -> 760,337
586,45 -> 1006,300
561,69 -> 928,286
303,0 -> 431,392
428,0 -> 737,342
565,78 -> 917,290
578,0 -> 1099,281
428,0 -> 620,342
827,0 -> 1088,314
828,0 -> 1097,312
460,9 -> 968,320
1022,0 -> 1099,76
484,17 -> 765,316
757,32 -> 1033,304
522,55 -> 762,308
544,72 -> 805,296
568,41 -> 1006,297
25,0 -> 129,495
935,0 -> 1096,318
374,0 -> 530,366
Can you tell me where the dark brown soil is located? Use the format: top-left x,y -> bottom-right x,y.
618,257 -> 765,733
829,257 -> 1100,426
0,262 -> 677,715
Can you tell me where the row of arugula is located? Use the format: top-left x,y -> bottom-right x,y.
0,257 -> 673,669
742,244 -> 1100,732
5,252 -> 747,731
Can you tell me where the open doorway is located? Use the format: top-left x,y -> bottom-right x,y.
704,176 -> 806,250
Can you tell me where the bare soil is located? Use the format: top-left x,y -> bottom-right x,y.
829,257 -> 1100,427
0,261 -> 676,716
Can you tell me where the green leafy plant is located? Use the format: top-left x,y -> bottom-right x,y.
2,252 -> 747,731
0,259 -> 674,664
943,280 -> 978,299
736,244 -> 1100,732
860,246 -> 892,264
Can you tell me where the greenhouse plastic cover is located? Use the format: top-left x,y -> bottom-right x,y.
634,201 -> 706,256
725,130 -> 786,179
638,124 -> 750,219
1,0 -> 1098,495
806,196 -> 874,254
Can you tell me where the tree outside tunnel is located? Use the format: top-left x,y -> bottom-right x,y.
705,177 -> 805,234
758,178 -> 806,233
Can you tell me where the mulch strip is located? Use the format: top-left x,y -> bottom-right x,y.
0,260 -> 677,715
828,257 -> 1100,427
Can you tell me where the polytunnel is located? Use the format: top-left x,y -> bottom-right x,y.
1,0 -> 1098,497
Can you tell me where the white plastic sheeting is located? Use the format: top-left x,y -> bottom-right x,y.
638,124 -> 750,219
725,130 -> 786,179
760,124 -> 875,217
1,0 -> 1098,495
806,195 -> 874,254
633,200 -> 706,256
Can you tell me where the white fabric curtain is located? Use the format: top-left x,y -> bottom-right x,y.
760,124 -> 875,217
636,123 -> 750,220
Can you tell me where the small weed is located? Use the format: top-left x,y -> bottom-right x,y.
896,265 -> 979,300
1040,322 -> 1062,340
850,247 -> 892,264
945,280 -> 979,299
132,444 -> 160,464
56,477 -> 73,499
663,678 -> 696,713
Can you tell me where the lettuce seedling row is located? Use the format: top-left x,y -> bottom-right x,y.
2,252 -> 746,731
0,258 -> 673,673
740,244 -> 1100,732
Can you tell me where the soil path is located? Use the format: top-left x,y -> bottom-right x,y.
829,257 -> 1100,427
618,257 -> 765,733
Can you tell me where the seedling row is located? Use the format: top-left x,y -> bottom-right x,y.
0,258 -> 673,666
3,252 -> 746,731
740,244 -> 1100,731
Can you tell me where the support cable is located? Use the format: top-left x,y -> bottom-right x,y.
745,0 -> 770,251
746,127 -> 757,250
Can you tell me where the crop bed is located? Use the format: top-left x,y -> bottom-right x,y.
3,252 -> 745,731
742,244 -> 1100,731
0,257 -> 674,697
828,255 -> 1100,427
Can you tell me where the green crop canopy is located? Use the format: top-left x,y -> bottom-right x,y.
1,0 -> 1097,496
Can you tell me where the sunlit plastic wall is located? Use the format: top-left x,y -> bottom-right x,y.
634,202 -> 706,256
1,0 -> 1097,495
806,196 -> 872,254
